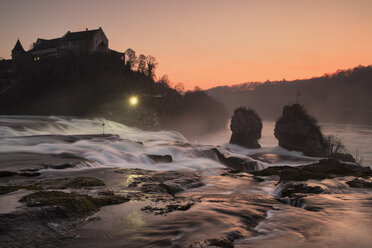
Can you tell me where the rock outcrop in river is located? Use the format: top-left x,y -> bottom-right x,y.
229,107 -> 262,148
274,104 -> 328,156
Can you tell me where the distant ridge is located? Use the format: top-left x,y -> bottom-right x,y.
206,65 -> 372,124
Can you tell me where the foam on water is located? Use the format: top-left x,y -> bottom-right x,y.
1,116 -> 370,171
0,115 -> 186,142
0,116 -> 225,171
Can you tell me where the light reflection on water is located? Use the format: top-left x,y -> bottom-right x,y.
69,174 -> 278,248
236,193 -> 372,248
68,173 -> 372,248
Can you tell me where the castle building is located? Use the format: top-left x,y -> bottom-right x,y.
11,27 -> 109,60
11,39 -> 26,59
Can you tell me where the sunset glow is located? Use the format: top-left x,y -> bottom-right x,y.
0,0 -> 371,89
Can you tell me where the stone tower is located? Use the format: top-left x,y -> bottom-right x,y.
11,39 -> 25,59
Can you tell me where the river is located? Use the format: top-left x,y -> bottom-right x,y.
0,116 -> 371,247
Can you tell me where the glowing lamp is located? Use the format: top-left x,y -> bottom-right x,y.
129,96 -> 138,106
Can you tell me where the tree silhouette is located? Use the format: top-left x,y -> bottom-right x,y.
174,82 -> 185,95
137,54 -> 146,74
146,55 -> 157,78
125,48 -> 137,70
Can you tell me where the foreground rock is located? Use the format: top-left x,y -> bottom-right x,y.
141,201 -> 194,215
127,170 -> 204,196
20,191 -> 129,217
280,183 -> 324,198
38,177 -> 105,189
253,158 -> 372,182
0,167 -> 207,247
274,104 -> 328,156
346,178 -> 372,188
229,107 -> 262,148
276,183 -> 324,210
212,148 -> 261,172
147,154 -> 173,163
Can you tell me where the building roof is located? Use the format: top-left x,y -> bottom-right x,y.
12,39 -> 25,53
32,38 -> 61,51
62,28 -> 102,41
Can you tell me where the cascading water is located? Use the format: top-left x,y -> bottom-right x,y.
1,116 -> 372,248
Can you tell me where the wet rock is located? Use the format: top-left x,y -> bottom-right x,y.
229,107 -> 262,148
18,172 -> 41,177
0,185 -> 40,195
220,169 -> 251,178
301,158 -> 372,177
47,163 -> 76,169
20,168 -> 40,172
280,167 -> 330,181
98,190 -> 115,196
304,206 -> 324,212
346,178 -> 372,188
128,171 -> 204,197
141,201 -> 194,215
188,238 -> 234,248
277,194 -> 306,208
253,165 -> 291,177
147,154 -> 173,163
252,176 -> 265,182
212,148 -> 260,172
277,184 -> 324,211
280,183 -> 324,198
253,165 -> 329,181
139,183 -> 175,195
253,158 -> 372,182
19,191 -> 128,217
39,177 -> 105,189
329,153 -> 356,163
0,171 -> 17,177
274,104 -> 328,156
20,191 -> 98,216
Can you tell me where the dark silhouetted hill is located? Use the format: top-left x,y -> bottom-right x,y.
206,65 -> 372,124
0,53 -> 228,137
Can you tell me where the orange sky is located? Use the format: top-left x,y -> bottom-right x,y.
0,0 -> 371,89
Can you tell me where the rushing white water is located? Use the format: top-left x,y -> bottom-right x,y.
0,116 -> 371,172
0,116 -> 225,171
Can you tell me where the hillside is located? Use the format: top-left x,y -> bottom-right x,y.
0,53 -> 228,137
206,65 -> 372,124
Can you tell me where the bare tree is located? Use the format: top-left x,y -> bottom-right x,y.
125,48 -> 137,70
158,75 -> 170,86
146,55 -> 158,78
174,82 -> 185,95
193,86 -> 202,92
137,54 -> 147,74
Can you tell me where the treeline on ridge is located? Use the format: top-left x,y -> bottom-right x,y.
0,50 -> 228,136
206,65 -> 372,124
